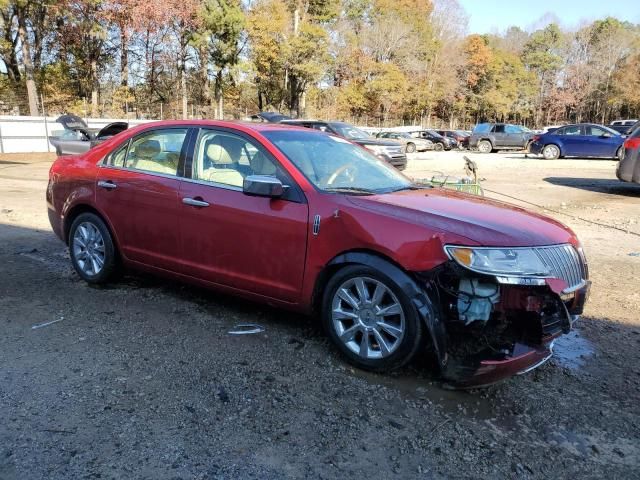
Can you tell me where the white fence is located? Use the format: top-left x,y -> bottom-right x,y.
0,116 -> 153,153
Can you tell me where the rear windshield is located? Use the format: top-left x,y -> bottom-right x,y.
473,123 -> 492,134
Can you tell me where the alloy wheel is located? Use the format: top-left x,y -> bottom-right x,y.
72,221 -> 106,276
543,144 -> 559,159
331,276 -> 406,360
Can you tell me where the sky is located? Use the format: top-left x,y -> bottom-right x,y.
458,0 -> 640,34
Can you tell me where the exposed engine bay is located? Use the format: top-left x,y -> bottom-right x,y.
421,262 -> 589,387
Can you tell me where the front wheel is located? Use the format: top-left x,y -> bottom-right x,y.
434,142 -> 444,151
477,140 -> 492,153
69,213 -> 119,284
322,265 -> 424,372
542,144 -> 560,160
616,147 -> 624,161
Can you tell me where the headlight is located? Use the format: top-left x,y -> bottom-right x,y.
364,145 -> 387,155
445,246 -> 550,276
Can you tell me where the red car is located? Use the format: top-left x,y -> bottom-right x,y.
47,120 -> 590,387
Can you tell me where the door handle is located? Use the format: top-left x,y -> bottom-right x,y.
182,197 -> 210,208
97,180 -> 117,190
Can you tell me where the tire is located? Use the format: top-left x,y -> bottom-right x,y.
542,144 -> 560,160
477,140 -> 492,153
55,146 -> 62,156
405,142 -> 416,153
69,212 -> 119,284
434,142 -> 444,151
616,147 -> 624,161
322,265 -> 424,372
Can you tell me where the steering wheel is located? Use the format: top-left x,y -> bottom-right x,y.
326,163 -> 357,186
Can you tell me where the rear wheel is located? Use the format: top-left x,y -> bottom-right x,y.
477,140 -> 492,153
69,213 -> 119,284
616,147 -> 624,161
405,142 -> 416,153
542,144 -> 560,160
322,265 -> 424,372
434,142 -> 444,151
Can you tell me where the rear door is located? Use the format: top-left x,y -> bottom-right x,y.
177,127 -> 309,303
552,125 -> 583,156
95,127 -> 190,271
491,124 -> 506,146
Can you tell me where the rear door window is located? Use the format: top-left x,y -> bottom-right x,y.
124,128 -> 188,176
559,125 -> 582,136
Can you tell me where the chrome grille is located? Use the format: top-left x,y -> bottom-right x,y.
534,244 -> 586,291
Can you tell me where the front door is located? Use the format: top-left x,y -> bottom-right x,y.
584,125 -> 619,157
177,128 -> 309,303
95,127 -> 189,271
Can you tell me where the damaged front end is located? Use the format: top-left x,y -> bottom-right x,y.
420,244 -> 590,388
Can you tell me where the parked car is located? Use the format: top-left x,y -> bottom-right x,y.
435,129 -> 469,149
280,119 -> 407,170
47,120 -> 590,388
50,114 -> 128,156
529,123 -> 625,160
469,123 -> 534,153
375,131 -> 433,152
409,130 -> 455,151
608,119 -> 639,136
616,125 -> 640,183
249,111 -> 292,123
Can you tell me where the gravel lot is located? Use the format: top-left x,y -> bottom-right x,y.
1,150 -> 639,479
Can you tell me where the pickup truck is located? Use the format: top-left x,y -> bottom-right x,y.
469,123 -> 534,153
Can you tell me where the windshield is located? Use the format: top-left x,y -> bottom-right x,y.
427,130 -> 445,140
330,123 -> 371,140
263,130 -> 413,194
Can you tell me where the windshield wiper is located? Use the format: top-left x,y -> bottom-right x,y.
389,184 -> 433,192
323,186 -> 377,195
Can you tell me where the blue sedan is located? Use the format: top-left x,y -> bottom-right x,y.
529,123 -> 625,160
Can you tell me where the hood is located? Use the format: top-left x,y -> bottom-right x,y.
56,114 -> 89,133
353,138 -> 403,147
347,188 -> 577,247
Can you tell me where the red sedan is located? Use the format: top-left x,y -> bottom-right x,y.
47,120 -> 590,387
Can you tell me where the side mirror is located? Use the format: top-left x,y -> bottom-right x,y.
243,175 -> 284,198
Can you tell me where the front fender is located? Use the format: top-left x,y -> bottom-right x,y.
327,251 -> 448,371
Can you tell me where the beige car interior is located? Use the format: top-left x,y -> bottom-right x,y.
126,136 -> 181,175
196,132 -> 281,188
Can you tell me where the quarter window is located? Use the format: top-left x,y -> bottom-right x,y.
124,128 -> 187,176
192,130 -> 280,188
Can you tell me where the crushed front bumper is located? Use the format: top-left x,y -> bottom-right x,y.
422,263 -> 590,388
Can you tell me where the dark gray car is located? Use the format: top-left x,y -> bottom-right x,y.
280,120 -> 407,170
469,123 -> 534,153
50,115 -> 128,156
616,125 -> 640,184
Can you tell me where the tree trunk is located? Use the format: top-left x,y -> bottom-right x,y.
181,69 -> 188,119
199,45 -> 211,117
120,28 -> 128,87
90,59 -> 98,117
17,9 -> 38,116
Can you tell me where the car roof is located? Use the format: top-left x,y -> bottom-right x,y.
123,119 -> 309,135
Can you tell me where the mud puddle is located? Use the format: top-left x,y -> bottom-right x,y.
552,328 -> 595,371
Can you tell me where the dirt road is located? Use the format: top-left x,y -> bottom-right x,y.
1,151 -> 639,479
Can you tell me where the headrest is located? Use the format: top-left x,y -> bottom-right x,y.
249,151 -> 276,175
135,139 -> 160,159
